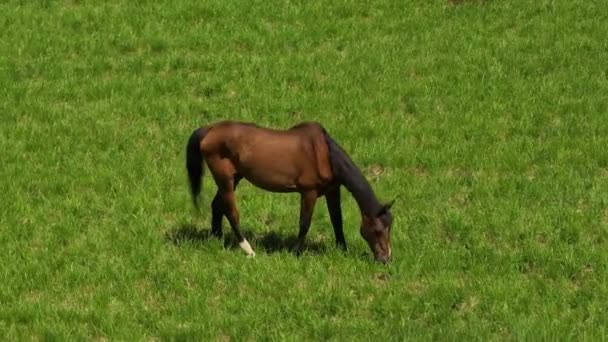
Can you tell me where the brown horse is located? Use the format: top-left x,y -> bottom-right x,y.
186,120 -> 394,263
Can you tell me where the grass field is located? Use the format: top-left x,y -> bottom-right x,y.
1,0 -> 607,340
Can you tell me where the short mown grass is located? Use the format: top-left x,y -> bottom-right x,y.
1,0 -> 607,340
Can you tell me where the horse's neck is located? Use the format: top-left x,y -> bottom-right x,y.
342,178 -> 382,218
325,132 -> 383,217
336,161 -> 382,217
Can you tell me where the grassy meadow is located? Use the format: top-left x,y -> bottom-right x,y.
1,0 -> 607,340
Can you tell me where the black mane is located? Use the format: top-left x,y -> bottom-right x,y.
323,131 -> 383,217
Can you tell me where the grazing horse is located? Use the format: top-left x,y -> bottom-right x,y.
186,120 -> 394,263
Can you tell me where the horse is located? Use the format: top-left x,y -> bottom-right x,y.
185,120 -> 394,263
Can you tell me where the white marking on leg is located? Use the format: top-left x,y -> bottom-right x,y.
388,245 -> 392,257
239,239 -> 255,257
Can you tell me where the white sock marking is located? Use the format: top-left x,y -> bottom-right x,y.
239,239 -> 255,257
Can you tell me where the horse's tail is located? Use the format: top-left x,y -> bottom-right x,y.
186,126 -> 208,211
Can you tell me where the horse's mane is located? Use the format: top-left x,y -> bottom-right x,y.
323,130 -> 383,217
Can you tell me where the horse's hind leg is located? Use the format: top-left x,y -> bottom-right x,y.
293,190 -> 318,255
210,177 -> 241,238
210,192 -> 224,238
220,178 -> 254,256
326,187 -> 346,250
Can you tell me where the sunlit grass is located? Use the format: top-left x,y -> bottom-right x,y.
1,0 -> 607,340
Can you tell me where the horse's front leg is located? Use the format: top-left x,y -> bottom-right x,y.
293,190 -> 318,255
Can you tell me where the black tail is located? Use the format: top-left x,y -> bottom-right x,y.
186,127 -> 207,211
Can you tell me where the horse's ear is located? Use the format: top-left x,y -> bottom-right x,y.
384,199 -> 396,210
377,199 -> 395,216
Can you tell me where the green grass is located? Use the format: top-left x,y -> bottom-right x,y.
1,0 -> 607,340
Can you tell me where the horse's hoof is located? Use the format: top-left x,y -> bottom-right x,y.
239,239 -> 256,257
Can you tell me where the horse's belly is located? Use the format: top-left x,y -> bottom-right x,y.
232,141 -> 316,192
243,170 -> 298,192
248,178 -> 298,192
236,161 -> 301,192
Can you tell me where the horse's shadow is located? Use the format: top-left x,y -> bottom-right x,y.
164,223 -> 212,245
165,223 -> 327,255
256,230 -> 327,254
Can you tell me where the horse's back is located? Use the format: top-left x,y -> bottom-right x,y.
201,120 -> 334,191
286,121 -> 327,135
205,120 -> 327,145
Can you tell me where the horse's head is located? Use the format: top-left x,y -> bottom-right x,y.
360,200 -> 394,263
